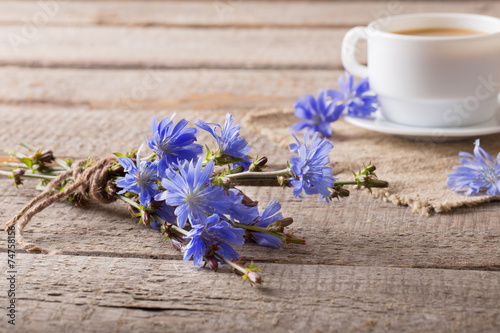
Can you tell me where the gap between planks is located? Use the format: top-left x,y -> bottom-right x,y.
1,248 -> 499,272
0,62 -> 340,71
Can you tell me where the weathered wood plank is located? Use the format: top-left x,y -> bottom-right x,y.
0,106 -> 272,159
0,67 -> 341,108
1,254 -> 499,332
1,183 -> 499,270
1,105 -> 499,270
0,1 -> 497,28
0,26 -> 347,69
3,1 -> 496,69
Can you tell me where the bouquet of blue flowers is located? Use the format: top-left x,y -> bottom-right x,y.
2,113 -> 388,285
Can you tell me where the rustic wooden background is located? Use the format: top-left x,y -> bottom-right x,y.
0,1 -> 499,332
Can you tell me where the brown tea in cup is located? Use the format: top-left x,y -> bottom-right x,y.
393,27 -> 485,37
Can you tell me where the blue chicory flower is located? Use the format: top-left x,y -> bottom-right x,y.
447,139 -> 500,196
155,158 -> 236,228
290,90 -> 344,138
147,114 -> 203,172
288,131 -> 336,201
183,214 -> 245,266
116,147 -> 159,207
225,189 -> 260,224
248,199 -> 283,248
195,113 -> 251,164
327,72 -> 379,118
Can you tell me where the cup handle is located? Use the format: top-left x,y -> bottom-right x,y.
341,27 -> 369,78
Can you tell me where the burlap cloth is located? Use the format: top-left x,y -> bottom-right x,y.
243,107 -> 500,215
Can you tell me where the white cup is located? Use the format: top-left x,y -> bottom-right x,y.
341,13 -> 500,128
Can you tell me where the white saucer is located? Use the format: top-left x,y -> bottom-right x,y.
344,100 -> 500,141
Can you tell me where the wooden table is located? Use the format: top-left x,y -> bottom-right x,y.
1,1 -> 499,332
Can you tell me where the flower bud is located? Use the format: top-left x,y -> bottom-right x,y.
12,168 -> 25,186
357,163 -> 376,176
229,165 -> 244,174
127,198 -> 140,216
276,217 -> 293,228
368,179 -> 389,188
164,226 -> 185,251
206,255 -> 219,271
246,271 -> 263,284
169,237 -> 183,250
31,150 -> 54,164
141,210 -> 151,226
255,156 -> 268,168
249,157 -> 268,172
39,150 -> 54,163
269,217 -> 294,231
167,234 -> 184,250
330,186 -> 350,199
277,176 -> 288,187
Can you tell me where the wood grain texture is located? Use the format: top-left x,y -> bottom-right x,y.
1,106 -> 499,271
0,1 -> 498,28
0,26 -> 348,69
2,1 -> 497,69
0,67 -> 341,108
1,181 -> 499,270
0,254 -> 499,333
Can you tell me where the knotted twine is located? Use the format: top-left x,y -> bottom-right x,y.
4,157 -> 117,255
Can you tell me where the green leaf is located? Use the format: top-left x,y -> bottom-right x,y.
205,145 -> 212,160
20,157 -> 33,169
113,152 -> 125,158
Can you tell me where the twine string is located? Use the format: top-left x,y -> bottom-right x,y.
4,157 -> 116,254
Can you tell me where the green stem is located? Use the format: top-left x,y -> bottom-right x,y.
116,194 -> 140,209
0,162 -> 30,169
232,222 -> 304,245
232,222 -> 272,234
7,150 -> 27,160
224,168 -> 291,180
333,180 -> 359,186
215,254 -> 247,275
18,141 -> 38,152
0,170 -> 56,180
151,213 -> 188,237
202,157 -> 243,167
54,157 -> 71,170
234,222 -> 284,240
332,179 -> 389,188
142,153 -> 156,161
0,162 -> 65,173
115,194 -> 189,236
